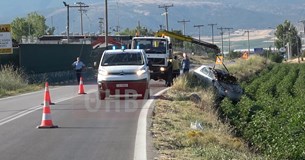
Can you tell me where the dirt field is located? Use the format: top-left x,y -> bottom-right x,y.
202,29 -> 273,42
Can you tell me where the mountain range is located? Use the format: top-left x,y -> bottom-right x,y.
1,0 -> 305,36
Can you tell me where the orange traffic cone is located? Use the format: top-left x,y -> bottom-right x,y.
37,83 -> 58,129
78,77 -> 86,94
41,82 -> 55,105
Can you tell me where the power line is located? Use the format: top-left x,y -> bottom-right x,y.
158,4 -> 174,31
244,30 -> 250,55
178,19 -> 190,35
63,1 -> 89,43
98,18 -> 104,35
217,27 -> 225,55
194,24 -> 204,41
208,23 -> 217,44
224,27 -> 233,53
75,2 -> 89,35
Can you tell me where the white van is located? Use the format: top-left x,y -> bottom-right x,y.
97,49 -> 150,100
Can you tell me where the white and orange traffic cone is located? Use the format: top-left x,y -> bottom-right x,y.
41,82 -> 55,105
78,77 -> 86,94
37,82 -> 58,129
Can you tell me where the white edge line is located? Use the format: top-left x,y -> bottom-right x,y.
134,88 -> 170,160
0,89 -> 96,126
0,85 -> 72,101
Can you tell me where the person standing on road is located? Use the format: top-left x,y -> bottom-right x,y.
72,57 -> 86,84
181,53 -> 190,73
172,55 -> 181,79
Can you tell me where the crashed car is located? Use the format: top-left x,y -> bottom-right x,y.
193,65 -> 243,101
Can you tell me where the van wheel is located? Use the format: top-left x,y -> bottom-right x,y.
139,89 -> 150,99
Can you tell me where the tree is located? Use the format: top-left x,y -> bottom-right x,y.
11,17 -> 29,42
26,12 -> 48,37
275,20 -> 301,57
11,12 -> 54,42
46,27 -> 56,35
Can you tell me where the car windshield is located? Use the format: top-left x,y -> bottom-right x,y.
213,69 -> 238,84
101,52 -> 144,66
135,39 -> 167,54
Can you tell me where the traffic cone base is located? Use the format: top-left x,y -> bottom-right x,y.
37,125 -> 58,129
78,77 -> 86,94
41,102 -> 55,105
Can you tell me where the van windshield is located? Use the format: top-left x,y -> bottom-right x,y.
101,52 -> 144,66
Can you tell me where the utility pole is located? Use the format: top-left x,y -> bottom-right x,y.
299,20 -> 305,61
217,27 -> 225,55
194,24 -> 204,41
63,2 -> 70,43
98,17 -> 104,35
75,2 -> 89,35
105,0 -> 108,48
245,30 -> 250,55
114,25 -> 120,33
158,4 -> 173,31
178,19 -> 190,35
63,1 -> 89,42
208,23 -> 217,44
137,20 -> 141,36
224,27 -> 233,53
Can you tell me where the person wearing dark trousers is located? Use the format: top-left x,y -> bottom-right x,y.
172,55 -> 181,79
72,57 -> 86,84
181,53 -> 190,73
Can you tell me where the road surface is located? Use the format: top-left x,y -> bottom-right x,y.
0,80 -> 167,160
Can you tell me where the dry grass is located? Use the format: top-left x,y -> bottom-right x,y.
0,65 -> 42,98
219,55 -> 268,81
173,52 -> 214,65
188,55 -> 214,65
151,72 -> 265,159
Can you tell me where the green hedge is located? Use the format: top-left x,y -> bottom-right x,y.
220,63 -> 305,159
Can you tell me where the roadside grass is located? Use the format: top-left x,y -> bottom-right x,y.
188,55 -> 214,65
151,55 -> 267,159
0,65 -> 96,98
0,65 -> 42,98
219,55 -> 268,81
151,75 -> 263,159
173,52 -> 214,65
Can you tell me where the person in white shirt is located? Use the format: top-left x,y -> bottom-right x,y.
72,57 -> 86,84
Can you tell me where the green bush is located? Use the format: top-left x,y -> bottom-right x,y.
269,53 -> 284,63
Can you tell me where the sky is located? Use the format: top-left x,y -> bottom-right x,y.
1,0 -> 305,36
0,0 -> 221,24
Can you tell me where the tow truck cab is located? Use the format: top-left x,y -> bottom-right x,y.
97,49 -> 150,100
131,37 -> 173,86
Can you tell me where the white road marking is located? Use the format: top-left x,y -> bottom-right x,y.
0,89 -> 96,126
134,88 -> 169,160
0,86 -> 71,101
0,84 -> 168,160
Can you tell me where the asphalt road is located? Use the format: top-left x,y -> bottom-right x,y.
0,80 -> 167,160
